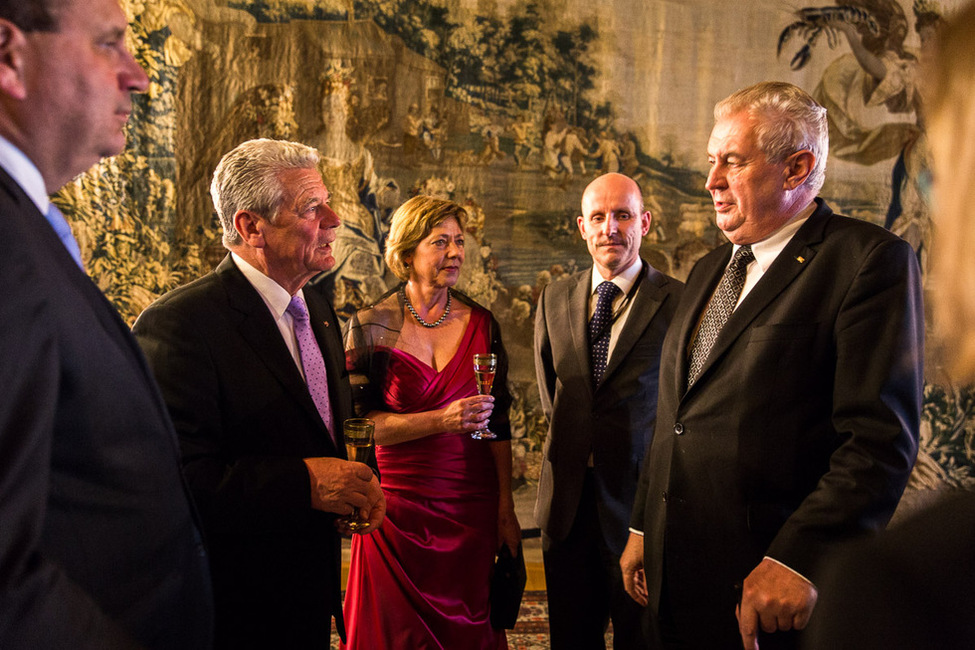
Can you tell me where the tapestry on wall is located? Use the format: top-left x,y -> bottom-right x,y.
59,0 -> 973,525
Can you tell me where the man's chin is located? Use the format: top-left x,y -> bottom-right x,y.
595,258 -> 625,276
314,255 -> 336,273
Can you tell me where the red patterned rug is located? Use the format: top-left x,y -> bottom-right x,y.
505,591 -> 553,649
331,591 -> 614,648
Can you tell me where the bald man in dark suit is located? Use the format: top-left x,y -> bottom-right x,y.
535,172 -> 682,648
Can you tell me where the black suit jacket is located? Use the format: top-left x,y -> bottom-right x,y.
0,168 -> 213,648
133,254 -> 353,648
534,260 -> 682,555
631,199 -> 924,647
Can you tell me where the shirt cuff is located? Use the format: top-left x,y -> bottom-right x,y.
763,556 -> 815,587
628,528 -> 645,536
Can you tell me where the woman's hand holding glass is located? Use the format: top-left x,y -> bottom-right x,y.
440,394 -> 494,436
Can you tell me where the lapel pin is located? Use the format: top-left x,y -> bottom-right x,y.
323,321 -> 329,327
796,255 -> 805,264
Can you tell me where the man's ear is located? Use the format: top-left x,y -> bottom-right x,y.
641,210 -> 652,236
234,210 -> 266,248
0,19 -> 28,101
784,150 -> 815,190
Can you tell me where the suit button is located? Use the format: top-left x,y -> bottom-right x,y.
662,491 -> 669,502
674,422 -> 684,435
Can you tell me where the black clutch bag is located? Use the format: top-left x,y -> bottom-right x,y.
490,541 -> 527,630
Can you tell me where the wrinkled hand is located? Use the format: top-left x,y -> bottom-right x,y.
335,474 -> 386,536
357,474 -> 385,531
440,395 -> 494,433
620,532 -> 648,607
737,558 -> 818,650
303,456 -> 379,516
497,502 -> 521,556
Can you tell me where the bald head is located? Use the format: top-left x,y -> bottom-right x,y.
578,173 -> 651,280
581,173 -> 644,215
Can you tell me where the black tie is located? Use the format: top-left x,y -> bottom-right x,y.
687,245 -> 754,388
589,281 -> 621,386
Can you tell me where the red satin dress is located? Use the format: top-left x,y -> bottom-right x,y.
341,309 -> 507,649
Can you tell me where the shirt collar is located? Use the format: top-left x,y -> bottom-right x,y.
231,251 -> 303,318
590,256 -> 643,296
0,134 -> 49,214
736,201 -> 816,272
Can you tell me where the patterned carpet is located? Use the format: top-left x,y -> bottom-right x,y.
330,591 -> 614,648
505,591 -> 555,649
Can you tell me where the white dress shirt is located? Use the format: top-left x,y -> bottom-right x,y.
0,134 -> 49,215
231,252 -> 309,380
731,201 -> 816,309
0,135 -> 87,268
588,256 -> 644,360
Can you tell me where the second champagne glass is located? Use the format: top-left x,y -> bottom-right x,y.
471,353 -> 497,440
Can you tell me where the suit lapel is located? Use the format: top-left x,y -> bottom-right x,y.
601,261 -> 667,384
566,271 -> 593,392
0,168 -> 184,455
0,168 -> 139,365
675,247 -> 730,398
307,292 -> 345,453
216,256 -> 333,443
683,203 -> 832,397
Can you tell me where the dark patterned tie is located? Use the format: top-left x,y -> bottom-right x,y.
589,281 -> 621,386
687,245 -> 754,388
286,295 -> 335,442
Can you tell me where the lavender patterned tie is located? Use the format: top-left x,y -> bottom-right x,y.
687,245 -> 754,388
589,280 -> 621,386
286,295 -> 335,442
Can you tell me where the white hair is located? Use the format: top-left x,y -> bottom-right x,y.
210,138 -> 321,248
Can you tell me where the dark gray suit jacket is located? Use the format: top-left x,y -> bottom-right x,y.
133,254 -> 353,648
534,260 -> 682,555
631,199 -> 924,647
0,167 -> 213,648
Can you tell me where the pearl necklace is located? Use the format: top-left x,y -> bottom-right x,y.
402,287 -> 451,328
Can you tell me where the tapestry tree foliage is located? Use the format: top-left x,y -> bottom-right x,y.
354,0 -> 602,126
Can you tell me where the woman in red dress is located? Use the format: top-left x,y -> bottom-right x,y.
342,195 -> 520,649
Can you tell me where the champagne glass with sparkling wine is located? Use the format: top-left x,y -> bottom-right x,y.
342,418 -> 376,530
471,353 -> 497,440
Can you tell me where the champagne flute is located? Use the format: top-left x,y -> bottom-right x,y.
471,353 -> 497,440
342,418 -> 375,531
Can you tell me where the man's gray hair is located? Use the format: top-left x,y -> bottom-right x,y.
715,81 -> 828,194
210,138 -> 321,248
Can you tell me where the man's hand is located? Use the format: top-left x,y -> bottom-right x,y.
620,531 -> 649,607
335,474 -> 386,536
357,474 -> 385,531
736,558 -> 818,650
303,456 -> 379,516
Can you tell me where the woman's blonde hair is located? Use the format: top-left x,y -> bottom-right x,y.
385,195 -> 469,281
927,1 -> 975,381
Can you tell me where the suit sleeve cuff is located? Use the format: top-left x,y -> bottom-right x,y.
764,555 -> 816,587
